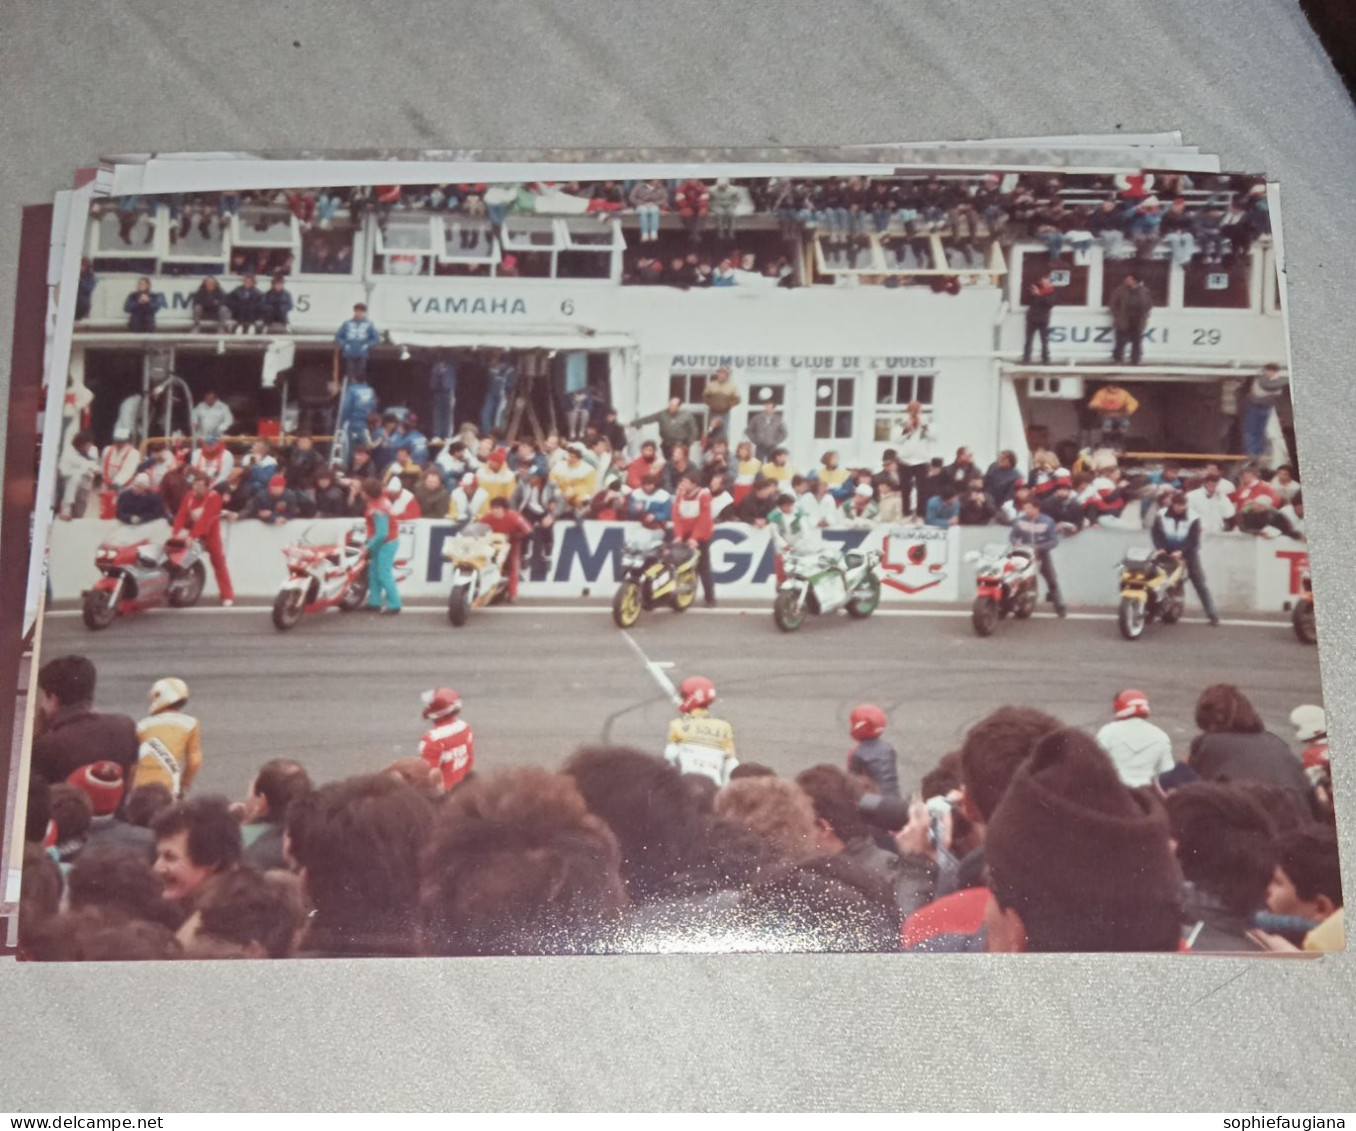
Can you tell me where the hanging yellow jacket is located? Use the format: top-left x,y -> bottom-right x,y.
478,464 -> 517,502
135,710 -> 203,796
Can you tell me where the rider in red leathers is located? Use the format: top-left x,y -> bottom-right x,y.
172,471 -> 235,606
419,688 -> 474,792
481,496 -> 532,601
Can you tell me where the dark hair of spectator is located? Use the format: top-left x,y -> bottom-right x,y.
124,784 -> 174,828
361,478 -> 384,500
1165,783 -> 1277,916
795,764 -> 869,844
27,908 -> 178,962
680,773 -> 719,815
1194,684 -> 1265,735
196,869 -> 305,959
66,844 -> 184,929
38,654 -> 97,707
728,762 -> 776,781
286,774 -> 434,957
420,767 -> 628,956
253,760 -> 313,825
20,843 -> 62,950
151,795 -> 244,872
1275,826 -> 1343,908
49,783 -> 92,844
737,854 -> 901,952
1233,781 -> 1312,833
959,705 -> 1063,822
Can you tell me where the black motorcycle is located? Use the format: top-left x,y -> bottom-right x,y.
611,533 -> 699,629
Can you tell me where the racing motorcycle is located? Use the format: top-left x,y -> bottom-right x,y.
1116,548 -> 1186,641
1292,556 -> 1316,645
773,541 -> 882,632
965,543 -> 1039,637
271,523 -> 372,631
83,528 -> 206,630
612,530 -> 699,629
444,522 -> 512,627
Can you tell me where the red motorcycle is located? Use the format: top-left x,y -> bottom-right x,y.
271,523 -> 370,630
966,543 -> 1039,637
83,529 -> 207,630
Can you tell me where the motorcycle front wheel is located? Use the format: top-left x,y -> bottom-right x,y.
271,589 -> 304,631
82,587 -> 118,631
338,572 -> 368,612
1012,583 -> 1037,619
846,574 -> 881,618
1118,596 -> 1146,641
1293,599 -> 1317,645
448,585 -> 471,628
774,590 -> 805,633
972,595 -> 999,637
612,580 -> 643,628
168,561 -> 206,608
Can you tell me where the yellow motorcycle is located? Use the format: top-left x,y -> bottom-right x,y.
612,532 -> 699,629
1117,548 -> 1186,641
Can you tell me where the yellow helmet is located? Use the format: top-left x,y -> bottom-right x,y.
149,677 -> 190,715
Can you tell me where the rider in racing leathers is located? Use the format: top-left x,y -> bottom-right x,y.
665,676 -> 738,786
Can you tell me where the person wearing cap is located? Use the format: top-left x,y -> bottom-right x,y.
550,442 -> 598,516
841,481 -> 880,528
447,471 -> 489,522
334,303 -> 381,381
383,473 -> 422,521
1094,690 -> 1174,788
115,471 -> 167,525
172,471 -> 235,605
189,433 -> 235,488
361,478 -> 402,615
1151,489 -> 1220,625
240,473 -> 301,525
135,678 -> 203,798
67,762 -> 156,857
983,728 -> 1183,952
478,448 -> 516,503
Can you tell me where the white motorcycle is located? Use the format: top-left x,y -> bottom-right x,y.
443,522 -> 512,627
773,539 -> 883,632
964,543 -> 1040,637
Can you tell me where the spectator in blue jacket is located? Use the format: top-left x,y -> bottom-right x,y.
115,474 -> 167,525
124,277 -> 165,333
429,352 -> 458,442
396,416 -> 430,465
229,273 -> 266,334
240,475 -> 301,525
924,482 -> 961,528
262,276 -> 294,332
627,475 -> 673,526
983,450 -> 1025,508
335,303 -> 381,380
1010,496 -> 1066,617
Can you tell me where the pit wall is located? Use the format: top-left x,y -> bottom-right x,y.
47,518 -> 1308,613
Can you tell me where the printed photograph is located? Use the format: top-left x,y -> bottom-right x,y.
14,165 -> 1342,958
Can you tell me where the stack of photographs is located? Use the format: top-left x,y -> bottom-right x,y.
0,135 -> 1341,962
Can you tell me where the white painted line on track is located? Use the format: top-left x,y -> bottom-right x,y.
45,605 -> 1294,629
619,629 -> 680,705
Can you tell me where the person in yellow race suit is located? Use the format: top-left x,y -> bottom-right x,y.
135,677 -> 203,797
665,676 -> 738,786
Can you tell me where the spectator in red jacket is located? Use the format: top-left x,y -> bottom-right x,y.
481,497 -> 532,601
626,440 -> 666,489
672,471 -> 716,607
1231,467 -> 1292,537
676,179 -> 711,243
172,472 -> 234,606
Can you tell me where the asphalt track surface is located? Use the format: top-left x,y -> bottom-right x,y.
40,602 -> 1325,800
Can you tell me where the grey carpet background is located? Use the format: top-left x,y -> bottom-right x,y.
1,0 -> 1353,1112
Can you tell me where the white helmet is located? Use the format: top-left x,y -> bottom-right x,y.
149,677 -> 190,715
1290,704 -> 1327,744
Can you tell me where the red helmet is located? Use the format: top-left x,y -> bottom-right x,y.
678,676 -> 716,714
1114,689 -> 1150,720
850,704 -> 887,740
421,688 -> 462,720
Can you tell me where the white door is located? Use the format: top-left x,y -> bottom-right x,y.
808,373 -> 860,467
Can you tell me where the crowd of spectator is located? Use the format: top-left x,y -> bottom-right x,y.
20,650 -> 1340,959
88,171 -> 1272,302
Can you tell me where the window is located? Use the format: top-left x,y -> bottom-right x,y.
1183,258 -> 1251,309
814,377 -> 855,439
90,201 -> 156,258
438,216 -> 498,265
873,372 -> 935,442
300,225 -> 356,275
231,208 -> 299,248
668,371 -> 709,438
746,382 -> 786,409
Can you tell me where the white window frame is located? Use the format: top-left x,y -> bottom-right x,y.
436,216 -> 501,267
812,374 -> 856,442
667,370 -> 710,442
88,201 -> 163,261
229,209 -> 301,249
872,371 -> 937,445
